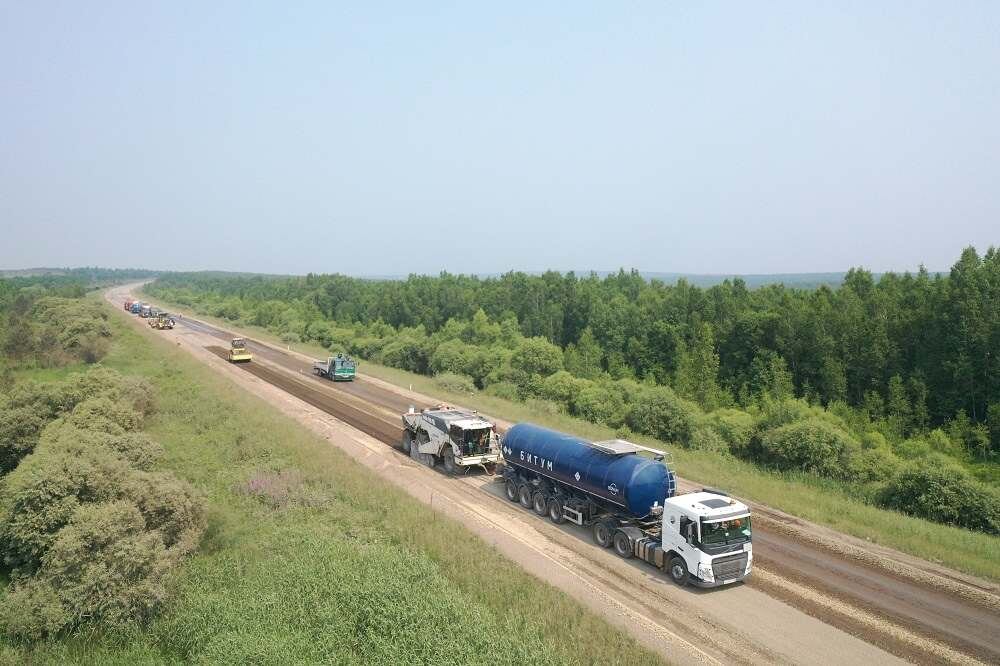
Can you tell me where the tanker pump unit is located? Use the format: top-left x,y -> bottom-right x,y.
501,423 -> 752,587
401,405 -> 501,474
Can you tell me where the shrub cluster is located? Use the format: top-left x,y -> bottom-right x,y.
879,459 -> 1000,533
0,367 -> 206,640
3,297 -> 113,366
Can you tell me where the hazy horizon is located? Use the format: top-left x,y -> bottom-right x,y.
2,2 -> 998,275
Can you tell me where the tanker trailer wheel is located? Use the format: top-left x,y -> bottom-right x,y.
401,430 -> 413,455
518,485 -> 533,509
442,450 -> 457,475
547,498 -> 566,524
669,557 -> 689,586
532,491 -> 548,516
505,479 -> 519,502
613,531 -> 633,559
593,521 -> 613,548
422,453 -> 436,469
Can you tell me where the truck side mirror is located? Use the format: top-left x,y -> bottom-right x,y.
684,524 -> 693,544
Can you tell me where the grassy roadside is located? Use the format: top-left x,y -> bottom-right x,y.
1,298 -> 660,664
139,289 -> 1000,582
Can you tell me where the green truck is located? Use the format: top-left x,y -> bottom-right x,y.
312,353 -> 357,381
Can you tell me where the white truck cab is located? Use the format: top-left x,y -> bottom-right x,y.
661,490 -> 753,587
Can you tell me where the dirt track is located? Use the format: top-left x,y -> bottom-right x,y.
113,286 -> 1000,664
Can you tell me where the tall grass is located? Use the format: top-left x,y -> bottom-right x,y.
138,291 -> 1000,582
0,304 -> 660,664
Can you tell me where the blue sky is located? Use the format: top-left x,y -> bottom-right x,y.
1,2 -> 997,275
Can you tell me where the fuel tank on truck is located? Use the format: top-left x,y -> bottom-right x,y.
502,423 -> 676,519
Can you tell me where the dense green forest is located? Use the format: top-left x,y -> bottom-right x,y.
148,247 -> 1000,534
0,276 -> 205,641
0,269 -> 157,369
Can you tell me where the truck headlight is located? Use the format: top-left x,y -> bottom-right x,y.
697,562 -> 714,582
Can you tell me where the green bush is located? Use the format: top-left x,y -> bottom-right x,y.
539,371 -> 591,408
466,346 -> 511,388
66,396 -> 142,434
523,398 -> 564,417
0,501 -> 171,640
575,384 -> 626,427
689,424 -> 729,453
0,407 -> 47,474
703,408 -> 756,455
509,337 -> 563,378
625,385 -> 697,445
879,462 -> 1000,533
433,372 -> 476,395
378,338 -> 430,374
0,442 -> 134,574
0,427 -> 203,577
39,422 -> 164,472
27,297 -> 112,364
860,431 -> 888,450
753,417 -> 861,479
429,339 -> 477,377
483,381 -> 520,401
895,436 -> 931,460
57,367 -> 155,417
349,336 -> 386,360
119,376 -> 157,417
849,447 -> 901,483
127,472 -> 207,554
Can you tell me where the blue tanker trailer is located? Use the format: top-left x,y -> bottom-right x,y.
501,423 -> 753,587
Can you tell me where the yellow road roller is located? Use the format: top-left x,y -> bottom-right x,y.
228,337 -> 252,362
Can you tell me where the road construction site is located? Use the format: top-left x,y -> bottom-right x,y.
109,284 -> 1000,665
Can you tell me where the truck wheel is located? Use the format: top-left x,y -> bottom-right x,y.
593,521 -> 613,548
443,450 -> 457,475
532,491 -> 548,516
423,453 -> 436,469
505,479 -> 518,502
613,531 -> 633,559
669,557 -> 689,586
401,430 -> 413,454
410,440 -> 421,462
547,498 -> 566,524
518,485 -> 533,509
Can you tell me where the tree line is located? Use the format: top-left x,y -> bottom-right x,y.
146,248 -> 1000,534
152,247 -> 999,441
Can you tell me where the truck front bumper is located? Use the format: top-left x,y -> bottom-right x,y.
456,453 -> 501,466
689,571 -> 750,588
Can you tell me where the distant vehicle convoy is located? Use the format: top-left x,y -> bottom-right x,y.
312,353 -> 357,381
124,297 -> 750,587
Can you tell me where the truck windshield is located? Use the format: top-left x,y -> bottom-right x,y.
463,428 -> 491,453
700,516 -> 751,546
